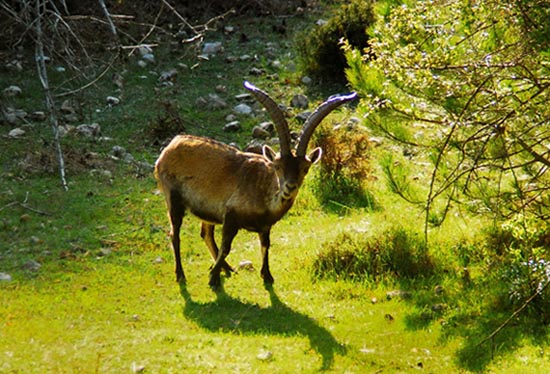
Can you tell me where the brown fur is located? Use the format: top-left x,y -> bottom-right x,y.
155,82 -> 356,289
155,134 -> 320,288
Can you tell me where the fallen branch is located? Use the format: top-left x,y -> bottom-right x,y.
0,192 -> 51,216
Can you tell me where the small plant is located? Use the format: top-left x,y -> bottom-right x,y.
312,227 -> 433,282
311,122 -> 374,211
144,100 -> 187,146
296,0 -> 375,83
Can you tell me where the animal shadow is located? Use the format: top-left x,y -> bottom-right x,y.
180,284 -> 346,370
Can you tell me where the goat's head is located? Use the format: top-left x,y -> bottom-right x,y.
244,81 -> 357,201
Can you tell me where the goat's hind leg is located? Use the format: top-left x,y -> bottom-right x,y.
169,190 -> 186,283
201,222 -> 235,276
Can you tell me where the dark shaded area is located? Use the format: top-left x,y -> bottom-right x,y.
180,284 -> 346,370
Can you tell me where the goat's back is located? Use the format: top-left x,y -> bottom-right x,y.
155,135 -> 277,222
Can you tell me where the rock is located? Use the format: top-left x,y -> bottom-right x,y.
225,114 -> 237,122
112,73 -> 124,89
223,121 -> 241,132
386,290 -> 412,300
316,19 -> 329,26
301,76 -> 313,85
259,121 -> 274,133
202,42 -> 223,55
206,94 -> 227,109
224,25 -> 235,34
111,145 -> 128,158
239,54 -> 252,61
431,303 -> 447,312
159,69 -> 178,82
137,60 -> 147,68
152,256 -> 164,264
369,137 -> 383,147
295,111 -> 311,123
30,111 -> 47,121
4,110 -> 18,124
252,126 -> 270,139
138,45 -> 153,56
61,99 -> 75,114
141,53 -> 155,64
3,85 -> 22,97
6,59 -> 23,72
290,94 -> 309,109
0,273 -> 12,282
234,93 -> 252,101
239,260 -> 254,271
98,248 -> 112,257
76,123 -> 101,137
244,139 -> 264,154
249,67 -> 265,76
8,128 -> 25,138
21,259 -> 41,272
233,103 -> 252,115
257,350 -> 273,361
106,96 -> 120,106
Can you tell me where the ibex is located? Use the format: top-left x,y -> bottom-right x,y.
155,81 -> 357,289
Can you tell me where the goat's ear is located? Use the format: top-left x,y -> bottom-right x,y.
262,145 -> 277,161
307,147 -> 322,164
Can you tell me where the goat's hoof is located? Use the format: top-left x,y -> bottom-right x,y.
176,271 -> 186,284
262,274 -> 274,285
209,276 -> 221,291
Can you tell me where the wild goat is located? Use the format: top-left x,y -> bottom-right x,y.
154,81 -> 357,288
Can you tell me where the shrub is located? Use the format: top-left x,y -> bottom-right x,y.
484,215 -> 550,322
296,0 -> 375,84
311,121 -> 374,211
312,227 -> 433,282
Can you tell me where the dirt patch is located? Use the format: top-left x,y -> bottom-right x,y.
17,145 -> 116,177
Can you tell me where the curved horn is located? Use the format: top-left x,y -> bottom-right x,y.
244,81 -> 292,156
296,92 -> 358,157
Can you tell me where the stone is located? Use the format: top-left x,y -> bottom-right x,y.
252,126 -> 270,139
21,259 -> 41,272
233,103 -> 252,115
159,69 -> 178,82
138,45 -> 153,56
239,260 -> 254,271
76,123 -> 101,137
106,96 -> 120,106
290,94 -> 309,109
202,42 -> 223,55
8,128 -> 25,138
3,85 -> 22,96
259,121 -> 274,133
223,121 -> 241,132
206,94 -> 227,109
141,53 -> 155,64
0,273 -> 12,282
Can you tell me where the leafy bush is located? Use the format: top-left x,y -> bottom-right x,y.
484,215 -> 550,321
296,0 -> 374,83
311,122 -> 375,211
312,227 -> 433,282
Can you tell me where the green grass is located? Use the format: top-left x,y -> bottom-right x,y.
2,7 -> 550,374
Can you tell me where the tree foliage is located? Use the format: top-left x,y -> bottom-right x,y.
346,0 -> 550,230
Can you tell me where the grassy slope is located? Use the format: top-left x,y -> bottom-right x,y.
1,6 -> 549,374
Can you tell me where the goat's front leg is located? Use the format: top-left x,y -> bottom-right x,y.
209,220 -> 238,290
259,230 -> 274,285
201,222 -> 235,276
